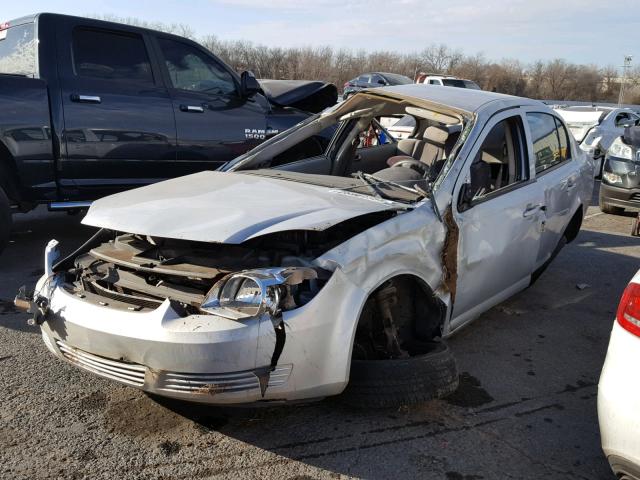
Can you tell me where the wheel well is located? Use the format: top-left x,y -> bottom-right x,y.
564,206 -> 583,244
0,141 -> 20,202
352,275 -> 447,360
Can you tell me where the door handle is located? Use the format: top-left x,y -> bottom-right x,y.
566,179 -> 577,190
523,204 -> 545,218
180,104 -> 205,113
70,94 -> 101,104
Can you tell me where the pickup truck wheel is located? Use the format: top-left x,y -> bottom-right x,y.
0,187 -> 11,254
341,341 -> 459,408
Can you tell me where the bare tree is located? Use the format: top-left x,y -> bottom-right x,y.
88,14 -> 628,103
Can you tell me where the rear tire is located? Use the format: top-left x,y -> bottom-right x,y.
0,187 -> 11,255
341,341 -> 459,408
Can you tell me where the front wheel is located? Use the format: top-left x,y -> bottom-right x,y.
341,341 -> 459,408
0,187 -> 11,255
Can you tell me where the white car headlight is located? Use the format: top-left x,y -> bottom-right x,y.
201,267 -> 318,319
608,137 -> 634,160
602,171 -> 623,185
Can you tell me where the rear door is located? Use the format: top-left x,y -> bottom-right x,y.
56,19 -> 176,199
154,36 -> 268,173
524,111 -> 578,269
451,111 -> 544,330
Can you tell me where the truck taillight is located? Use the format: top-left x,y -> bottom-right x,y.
0,22 -> 9,31
617,282 -> 640,337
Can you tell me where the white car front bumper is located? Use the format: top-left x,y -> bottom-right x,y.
598,321 -> 640,479
37,264 -> 366,405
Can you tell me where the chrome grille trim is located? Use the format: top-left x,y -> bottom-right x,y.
56,340 -> 146,387
156,364 -> 293,394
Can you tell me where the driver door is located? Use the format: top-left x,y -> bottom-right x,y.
154,36 -> 268,174
450,111 -> 545,331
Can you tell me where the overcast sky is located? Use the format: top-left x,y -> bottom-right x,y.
5,0 -> 639,67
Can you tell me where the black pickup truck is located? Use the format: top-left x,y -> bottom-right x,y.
0,13 -> 337,253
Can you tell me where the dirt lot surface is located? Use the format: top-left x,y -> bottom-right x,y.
1,183 -> 638,479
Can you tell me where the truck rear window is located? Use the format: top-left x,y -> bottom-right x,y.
0,22 -> 37,76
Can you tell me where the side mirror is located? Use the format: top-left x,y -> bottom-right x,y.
377,79 -> 386,85
240,71 -> 261,98
458,182 -> 475,212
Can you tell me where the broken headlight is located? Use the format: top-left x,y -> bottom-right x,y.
608,137 -> 634,161
200,267 -> 318,320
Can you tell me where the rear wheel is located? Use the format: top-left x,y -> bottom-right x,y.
341,277 -> 458,408
0,187 -> 11,254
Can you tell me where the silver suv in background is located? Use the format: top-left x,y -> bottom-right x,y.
554,106 -> 640,177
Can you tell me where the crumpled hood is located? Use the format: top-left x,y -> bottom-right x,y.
259,79 -> 338,113
82,171 -> 399,244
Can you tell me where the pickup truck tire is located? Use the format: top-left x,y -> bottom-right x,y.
340,341 -> 459,408
0,187 -> 11,254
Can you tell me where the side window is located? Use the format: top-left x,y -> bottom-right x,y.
72,29 -> 153,84
615,112 -> 629,123
429,79 -> 440,85
359,74 -> 371,84
270,124 -> 337,167
158,38 -> 237,95
526,113 -> 568,174
468,116 -> 526,199
371,74 -> 384,85
554,118 -> 571,162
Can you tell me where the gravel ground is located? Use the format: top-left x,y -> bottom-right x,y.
0,183 -> 638,480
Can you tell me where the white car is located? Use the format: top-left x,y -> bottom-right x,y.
554,106 -> 640,177
599,270 -> 640,480
416,74 -> 481,90
19,86 -> 593,407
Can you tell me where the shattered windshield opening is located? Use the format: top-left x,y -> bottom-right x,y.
228,92 -> 468,202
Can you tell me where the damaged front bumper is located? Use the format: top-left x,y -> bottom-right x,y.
23,239 -> 364,405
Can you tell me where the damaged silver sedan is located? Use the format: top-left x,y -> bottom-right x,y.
19,85 -> 594,407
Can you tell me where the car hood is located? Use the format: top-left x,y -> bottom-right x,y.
82,171 -> 400,244
259,79 -> 338,113
556,110 -> 604,142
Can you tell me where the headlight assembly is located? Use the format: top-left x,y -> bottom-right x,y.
608,137 -> 634,160
201,267 -> 318,319
602,171 -> 623,185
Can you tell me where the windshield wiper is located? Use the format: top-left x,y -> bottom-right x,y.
360,172 -> 443,223
353,171 -> 390,201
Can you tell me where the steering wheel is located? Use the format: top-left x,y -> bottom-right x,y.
391,159 -> 429,176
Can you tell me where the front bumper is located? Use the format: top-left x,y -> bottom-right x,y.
35,258 -> 365,405
599,182 -> 640,211
598,321 -> 640,479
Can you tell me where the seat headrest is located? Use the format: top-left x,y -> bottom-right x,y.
423,126 -> 449,146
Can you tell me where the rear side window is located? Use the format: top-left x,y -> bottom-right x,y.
72,28 -> 154,84
0,22 -> 37,76
526,113 -> 570,174
158,38 -> 236,95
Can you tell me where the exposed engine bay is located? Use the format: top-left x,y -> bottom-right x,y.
61,211 -> 397,317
